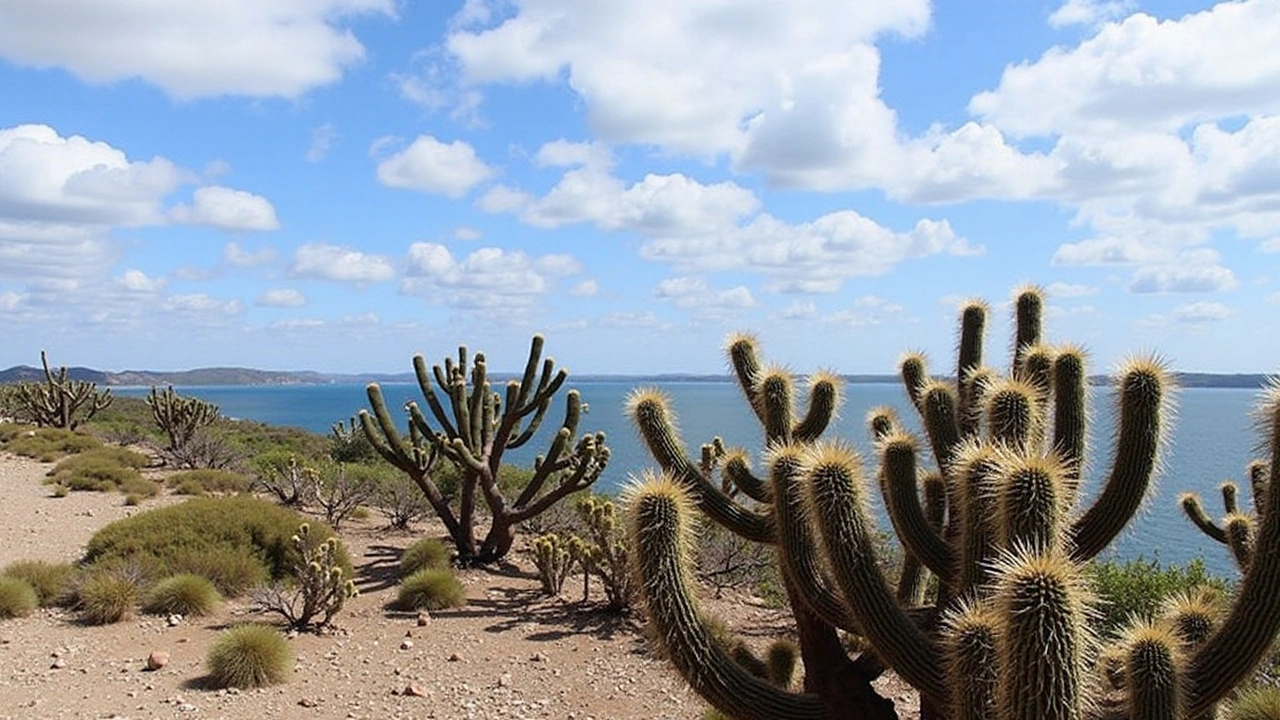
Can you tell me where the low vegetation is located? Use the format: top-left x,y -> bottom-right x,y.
206,624 -> 293,689
395,568 -> 465,611
1,560 -> 76,607
0,576 -> 38,619
143,573 -> 222,617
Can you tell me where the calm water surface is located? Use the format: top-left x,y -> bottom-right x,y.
119,381 -> 1266,577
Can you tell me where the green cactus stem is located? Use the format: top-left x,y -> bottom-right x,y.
1123,622 -> 1184,720
942,601 -> 998,720
11,350 -> 113,430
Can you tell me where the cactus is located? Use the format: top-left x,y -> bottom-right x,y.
625,287 -> 1280,720
575,494 -> 635,611
361,335 -> 610,565
253,522 -> 356,631
11,351 -> 112,430
146,385 -> 219,457
531,533 -> 580,596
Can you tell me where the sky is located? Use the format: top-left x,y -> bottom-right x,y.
1,0 -> 1279,377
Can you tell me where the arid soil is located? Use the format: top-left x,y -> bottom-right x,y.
0,451 -> 918,720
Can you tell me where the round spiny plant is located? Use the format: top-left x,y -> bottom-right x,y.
206,623 -> 292,688
77,572 -> 139,625
0,576 -> 38,619
395,568 -> 465,611
398,537 -> 452,578
143,573 -> 221,617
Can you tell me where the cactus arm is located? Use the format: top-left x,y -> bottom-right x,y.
722,450 -> 772,503
412,354 -> 457,437
896,472 -> 947,604
803,442 -> 947,706
899,352 -> 928,409
1223,513 -> 1253,569
918,381 -> 962,469
996,453 -> 1069,556
1221,481 -> 1239,514
1068,358 -> 1168,563
1052,348 -> 1088,493
513,334 -> 544,409
1179,493 -> 1228,543
1123,623 -> 1184,720
1011,285 -> 1044,369
943,601 -> 999,720
468,357 -> 487,453
984,379 -> 1040,450
955,300 -> 987,438
756,368 -> 795,443
511,393 -> 580,506
629,388 -> 774,543
727,333 -> 770,426
952,442 -> 1000,593
879,434 -> 954,583
792,372 -> 841,444
866,406 -> 901,441
360,386 -> 418,473
624,473 -> 828,720
510,434 -> 609,523
1249,459 -> 1269,512
1184,386 -> 1280,717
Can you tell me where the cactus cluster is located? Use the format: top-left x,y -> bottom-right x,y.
254,522 -> 357,631
146,384 -> 219,456
10,351 -> 112,430
361,335 -> 610,565
625,286 -> 1280,720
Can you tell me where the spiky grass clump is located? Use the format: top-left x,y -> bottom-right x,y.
206,624 -> 292,688
2,559 -> 76,606
1229,686 -> 1280,720
398,538 -> 452,578
0,576 -> 38,619
395,568 -> 465,611
143,573 -> 221,616
1,426 -> 101,461
77,572 -> 140,624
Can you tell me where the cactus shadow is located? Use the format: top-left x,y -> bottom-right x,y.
353,543 -> 404,594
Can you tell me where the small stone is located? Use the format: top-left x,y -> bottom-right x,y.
146,651 -> 170,671
416,611 -> 431,626
530,652 -> 547,663
400,639 -> 414,650
498,673 -> 512,688
167,614 -> 183,627
298,698 -> 319,707
447,652 -> 462,662
50,658 -> 67,669
403,684 -> 428,697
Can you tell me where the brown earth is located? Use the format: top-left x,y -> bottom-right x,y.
0,451 -> 919,720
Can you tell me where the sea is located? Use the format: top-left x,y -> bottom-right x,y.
118,380 -> 1270,578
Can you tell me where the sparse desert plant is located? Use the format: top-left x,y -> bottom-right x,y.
395,568 -> 465,611
143,573 -> 221,617
530,532 -> 581,597
306,461 -> 378,530
329,416 -> 376,463
1,425 -> 102,461
166,429 -> 242,470
371,470 -> 433,530
2,559 -> 76,607
575,494 -> 634,611
76,571 -> 140,624
8,351 -> 112,430
398,537 -> 453,578
0,576 -> 38,619
206,624 -> 292,688
252,452 -> 313,507
253,523 -> 356,631
165,468 -> 251,496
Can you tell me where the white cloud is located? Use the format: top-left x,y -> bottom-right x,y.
256,288 -> 307,307
0,124 -> 185,226
306,123 -> 337,163
163,293 -> 245,316
569,279 -> 598,297
402,242 -> 583,312
654,276 -> 756,314
1128,263 -> 1238,294
1048,0 -> 1136,28
0,289 -> 25,311
117,269 -> 166,293
0,0 -> 395,99
224,241 -> 278,267
1045,281 -> 1099,298
170,186 -> 280,231
291,242 -> 395,283
454,226 -> 483,241
374,135 -> 494,198
1173,301 -> 1233,323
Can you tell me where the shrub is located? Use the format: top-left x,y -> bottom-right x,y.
166,469 -> 251,496
82,395 -> 160,446
77,571 -> 140,624
2,425 -> 101,461
309,461 -> 378,530
1230,686 -> 1280,720
253,523 -> 357,631
251,451 -> 313,507
0,576 -> 38,619
370,472 -> 432,530
1,560 -> 76,606
45,446 -> 149,493
83,496 -> 348,596
395,568 -> 465,611
143,573 -> 221,617
398,538 -> 452,578
206,624 -> 292,688
1085,555 -> 1229,639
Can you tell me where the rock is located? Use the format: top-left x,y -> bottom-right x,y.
403,684 -> 428,697
298,698 -> 320,707
146,651 -> 170,671
416,611 -> 431,626
167,614 -> 183,627
447,652 -> 462,662
400,639 -> 414,650
50,658 -> 67,669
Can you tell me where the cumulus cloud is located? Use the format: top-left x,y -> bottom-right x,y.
163,293 -> 245,316
290,242 -> 395,283
224,241 -> 278,267
401,242 -> 583,312
374,135 -> 494,198
654,276 -> 755,317
117,269 -> 166,293
0,0 -> 395,99
1045,281 -> 1099,298
170,186 -> 281,231
1128,263 -> 1238,294
1173,301 -> 1233,323
256,288 -> 307,307
569,279 -> 598,297
1048,0 -> 1136,28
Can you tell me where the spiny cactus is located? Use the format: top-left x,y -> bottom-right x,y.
625,287 -> 1280,720
1180,460 -> 1270,571
361,335 -> 610,565
146,385 -> 219,458
11,351 -> 112,430
531,532 -> 580,596
253,522 -> 356,631
575,494 -> 635,611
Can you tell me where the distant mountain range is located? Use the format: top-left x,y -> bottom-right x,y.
0,364 -> 1272,389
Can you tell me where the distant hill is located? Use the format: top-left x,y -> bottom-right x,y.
0,364 -> 1272,389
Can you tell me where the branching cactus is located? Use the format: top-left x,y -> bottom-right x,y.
254,523 -> 357,631
576,494 -> 635,611
531,533 -> 581,596
12,351 -> 112,430
361,335 -> 610,565
625,287 -> 1280,720
146,385 -> 220,457
1180,460 -> 1270,571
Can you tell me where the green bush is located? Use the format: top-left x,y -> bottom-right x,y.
83,496 -> 348,596
395,568 -> 466,611
143,573 -> 221,617
1085,555 -> 1229,639
83,396 -> 160,446
45,446 -> 150,493
77,571 -> 140,624
2,425 -> 101,461
398,538 -> 452,578
1,560 -> 76,606
1229,686 -> 1280,720
206,624 -> 292,688
166,469 -> 251,496
0,576 -> 38,619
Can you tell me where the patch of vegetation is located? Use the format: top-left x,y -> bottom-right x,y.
1228,685 -> 1280,720
76,571 -> 140,625
143,573 -> 221,617
83,496 -> 348,596
82,396 -> 161,447
0,576 -> 38,619
395,568 -> 466,611
44,446 -> 154,496
1085,555 -> 1230,639
1,424 -> 102,461
1,560 -> 76,607
254,523 -> 356,631
165,468 -> 251,496
206,624 -> 293,688
398,538 -> 452,578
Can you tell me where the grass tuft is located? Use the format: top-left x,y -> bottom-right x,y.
143,573 -> 221,616
395,568 -> 466,611
0,576 -> 38,619
76,572 -> 140,625
206,624 -> 292,688
398,538 -> 452,578
1,560 -> 76,607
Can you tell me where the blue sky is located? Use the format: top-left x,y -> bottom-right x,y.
1,0 -> 1278,376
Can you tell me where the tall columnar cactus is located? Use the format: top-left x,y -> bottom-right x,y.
361,335 -> 610,565
12,351 -> 112,430
146,385 -> 220,455
625,287 -> 1280,720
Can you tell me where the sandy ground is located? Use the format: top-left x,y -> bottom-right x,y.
0,450 -> 918,720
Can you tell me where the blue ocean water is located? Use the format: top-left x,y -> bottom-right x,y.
118,380 -> 1267,577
